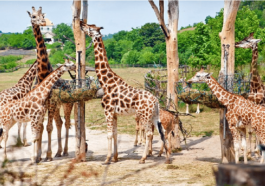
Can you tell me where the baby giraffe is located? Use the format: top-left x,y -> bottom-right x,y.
0,60 -> 75,163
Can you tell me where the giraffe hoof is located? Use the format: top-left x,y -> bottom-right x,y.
62,152 -> 69,157
139,159 -> 145,164
55,153 -> 62,157
157,154 -> 162,157
112,159 -> 118,163
137,143 -> 142,146
102,161 -> 111,165
0,145 -> 2,149
44,157 -> 53,162
164,159 -> 171,164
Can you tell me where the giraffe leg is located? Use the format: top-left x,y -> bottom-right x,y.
103,113 -> 115,165
112,115 -> 118,162
139,124 -> 152,164
158,139 -> 164,157
254,135 -> 261,158
260,150 -> 265,163
22,122 -> 28,146
186,104 -> 189,114
17,122 -> 23,145
147,125 -> 154,156
36,121 -> 44,163
31,121 -> 41,163
229,124 -> 240,164
54,107 -> 63,157
196,103 -> 200,114
45,103 -> 55,161
142,128 -> 146,146
63,103 -> 73,157
239,128 -> 248,164
134,117 -> 139,146
247,128 -> 252,158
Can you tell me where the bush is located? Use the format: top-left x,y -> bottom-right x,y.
25,59 -> 36,64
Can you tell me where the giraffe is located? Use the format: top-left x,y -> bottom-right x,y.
179,77 -> 200,114
135,109 -> 181,157
27,7 -> 74,161
0,61 -> 38,147
188,70 -> 264,163
0,60 -> 75,163
235,33 -> 263,157
81,23 -> 170,164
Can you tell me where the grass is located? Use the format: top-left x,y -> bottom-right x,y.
0,67 -> 220,137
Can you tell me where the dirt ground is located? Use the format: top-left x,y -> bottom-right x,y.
1,118 -> 221,186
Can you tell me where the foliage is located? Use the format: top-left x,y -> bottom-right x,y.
0,55 -> 22,69
0,27 -> 36,49
52,23 -> 73,43
25,59 -> 36,64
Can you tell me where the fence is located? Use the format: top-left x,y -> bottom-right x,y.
0,49 -> 36,56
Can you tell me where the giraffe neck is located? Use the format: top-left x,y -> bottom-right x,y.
16,61 -> 38,90
32,24 -> 53,84
250,44 -> 263,93
206,76 -> 236,106
92,35 -> 128,90
27,66 -> 65,104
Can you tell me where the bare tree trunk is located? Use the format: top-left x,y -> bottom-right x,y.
149,0 -> 179,109
166,0 -> 179,107
219,0 -> 240,163
72,0 -> 87,162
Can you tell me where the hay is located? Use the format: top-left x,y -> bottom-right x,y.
50,85 -> 98,104
178,91 -> 249,109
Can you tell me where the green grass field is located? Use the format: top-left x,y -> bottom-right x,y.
0,66 -> 220,137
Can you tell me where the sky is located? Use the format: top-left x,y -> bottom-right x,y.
0,1 -> 224,35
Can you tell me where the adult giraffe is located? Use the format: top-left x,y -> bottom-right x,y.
27,6 -> 74,161
81,23 -> 169,164
235,33 -> 262,157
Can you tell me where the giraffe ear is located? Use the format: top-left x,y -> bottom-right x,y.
27,11 -> 31,17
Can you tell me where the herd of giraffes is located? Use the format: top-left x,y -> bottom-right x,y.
0,6 -> 265,165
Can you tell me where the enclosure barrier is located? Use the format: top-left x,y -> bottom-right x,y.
50,77 -> 101,104
176,73 -> 251,108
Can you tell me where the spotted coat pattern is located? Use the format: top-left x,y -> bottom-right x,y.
81,23 -> 169,164
28,6 -> 74,161
0,62 -> 74,163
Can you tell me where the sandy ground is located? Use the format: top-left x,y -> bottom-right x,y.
0,118 -> 221,186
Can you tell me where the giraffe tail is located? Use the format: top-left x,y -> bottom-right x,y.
153,102 -> 166,145
0,128 -> 3,137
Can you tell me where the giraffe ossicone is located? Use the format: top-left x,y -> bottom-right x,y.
81,22 -> 170,164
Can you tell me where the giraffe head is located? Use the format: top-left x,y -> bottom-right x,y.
235,33 -> 261,49
80,22 -> 103,38
27,6 -> 46,26
61,59 -> 75,71
187,69 -> 213,83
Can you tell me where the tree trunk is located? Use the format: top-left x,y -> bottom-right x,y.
214,164 -> 265,186
219,0 -> 240,163
72,0 -> 87,162
166,0 -> 179,108
148,0 -> 179,109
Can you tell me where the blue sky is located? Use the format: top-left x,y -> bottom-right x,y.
0,1 -> 224,35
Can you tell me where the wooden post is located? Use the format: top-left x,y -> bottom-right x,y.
214,164 -> 265,186
149,0 -> 179,109
72,0 -> 87,161
219,0 -> 240,163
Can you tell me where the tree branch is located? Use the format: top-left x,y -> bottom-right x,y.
148,0 -> 169,37
63,35 -> 75,45
64,53 -> 76,61
86,40 -> 93,49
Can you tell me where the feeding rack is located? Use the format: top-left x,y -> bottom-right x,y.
51,77 -> 100,104
175,73 -> 251,108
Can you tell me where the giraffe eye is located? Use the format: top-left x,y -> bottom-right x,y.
32,16 -> 36,18
196,75 -> 200,78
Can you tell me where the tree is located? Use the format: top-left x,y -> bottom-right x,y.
205,15 -> 213,24
139,23 -> 164,47
219,0 -> 240,164
149,0 -> 179,109
53,23 -> 74,43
